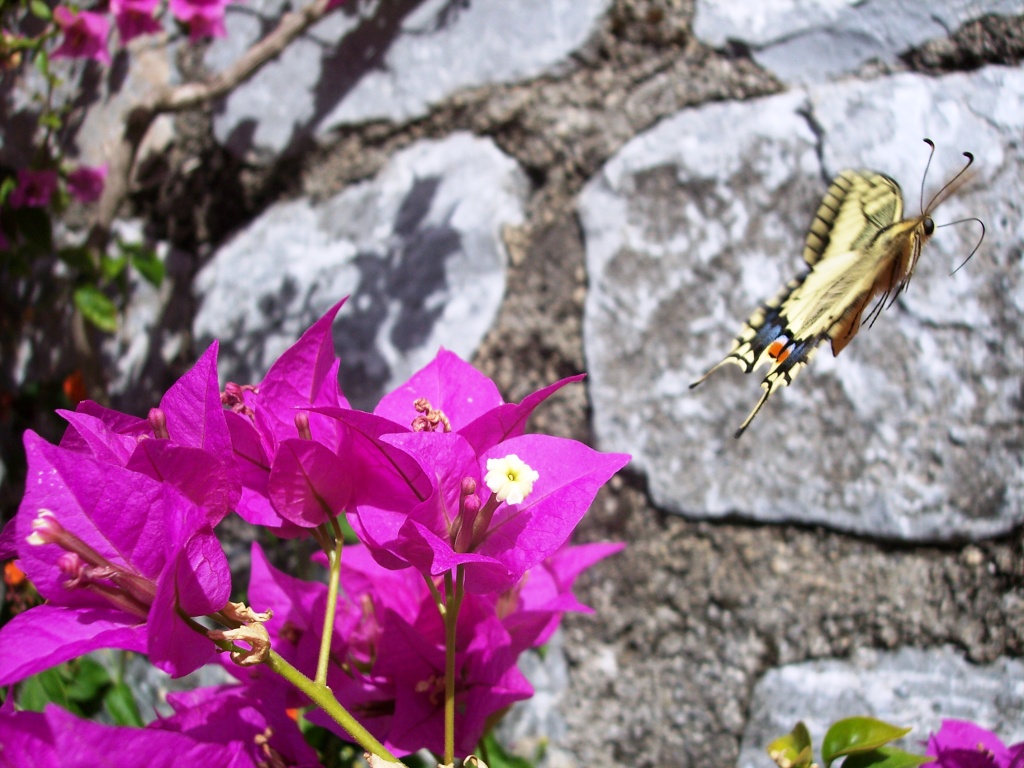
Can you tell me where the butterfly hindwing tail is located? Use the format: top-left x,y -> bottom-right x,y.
692,275 -> 822,435
690,277 -> 799,386
735,334 -> 820,437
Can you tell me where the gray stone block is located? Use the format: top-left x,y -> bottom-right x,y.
194,132 -> 527,407
581,67 -> 1024,541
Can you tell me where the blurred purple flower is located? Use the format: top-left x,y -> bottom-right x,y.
232,541 -> 328,703
372,606 -> 531,757
66,163 -> 107,203
9,168 -> 57,208
168,0 -> 232,40
496,540 -> 625,653
304,544 -> 531,757
151,684 -> 320,767
294,540 -> 620,757
52,7 -> 111,64
111,0 -> 162,42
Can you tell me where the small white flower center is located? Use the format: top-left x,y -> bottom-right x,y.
484,454 -> 539,505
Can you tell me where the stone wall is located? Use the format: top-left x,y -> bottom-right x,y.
3,1 -> 1023,766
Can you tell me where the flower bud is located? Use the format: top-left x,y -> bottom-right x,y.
27,509 -> 64,546
56,552 -> 85,579
148,408 -> 169,439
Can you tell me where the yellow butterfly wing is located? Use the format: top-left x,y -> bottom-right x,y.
803,170 -> 903,266
691,170 -> 933,438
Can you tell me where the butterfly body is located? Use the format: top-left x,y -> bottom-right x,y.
691,151 -> 972,438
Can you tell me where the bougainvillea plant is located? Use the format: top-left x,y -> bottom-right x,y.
0,298 -> 631,767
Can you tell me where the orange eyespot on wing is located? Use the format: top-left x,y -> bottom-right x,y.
767,340 -> 791,363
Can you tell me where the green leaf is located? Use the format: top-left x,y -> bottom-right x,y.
18,667 -> 71,713
29,0 -> 52,20
100,253 -> 128,280
33,46 -> 49,78
64,657 -> 111,704
74,285 -> 119,333
58,245 -> 99,275
767,722 -> 814,768
478,733 -> 535,768
125,244 -> 165,287
0,175 -> 16,206
822,718 -> 912,768
103,682 -> 144,727
841,747 -> 935,768
39,111 -> 63,131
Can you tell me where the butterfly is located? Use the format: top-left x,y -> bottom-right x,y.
690,139 -> 983,438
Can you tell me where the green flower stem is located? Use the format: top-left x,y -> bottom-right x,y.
266,649 -> 403,765
424,571 -> 445,611
443,566 -> 466,766
315,529 -> 344,686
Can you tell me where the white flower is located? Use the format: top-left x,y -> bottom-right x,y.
484,454 -> 539,505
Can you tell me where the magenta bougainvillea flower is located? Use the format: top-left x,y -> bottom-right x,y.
51,7 -> 111,64
231,541 -> 328,705
110,0 -> 163,42
496,540 -> 625,653
0,292 -> 629,761
57,343 -> 241,524
318,349 -> 630,594
0,703 -> 251,767
168,0 -> 232,40
8,168 -> 58,208
66,163 -> 108,203
926,720 -> 1024,768
150,684 -> 320,767
372,606 -> 532,757
0,432 -> 231,685
294,544 -> 530,757
246,539 -> 619,758
223,300 -> 351,533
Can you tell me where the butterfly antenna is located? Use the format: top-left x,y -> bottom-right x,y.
924,148 -> 976,213
939,216 -> 986,274
919,138 -> 936,213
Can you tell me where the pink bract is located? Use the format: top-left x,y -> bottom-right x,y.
66,164 -> 108,204
110,0 -> 163,42
51,7 -> 111,64
9,168 -> 58,208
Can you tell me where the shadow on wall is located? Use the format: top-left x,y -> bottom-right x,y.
221,0 -> 472,157
335,175 -> 461,409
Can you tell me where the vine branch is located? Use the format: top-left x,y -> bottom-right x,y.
89,0 -> 336,246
